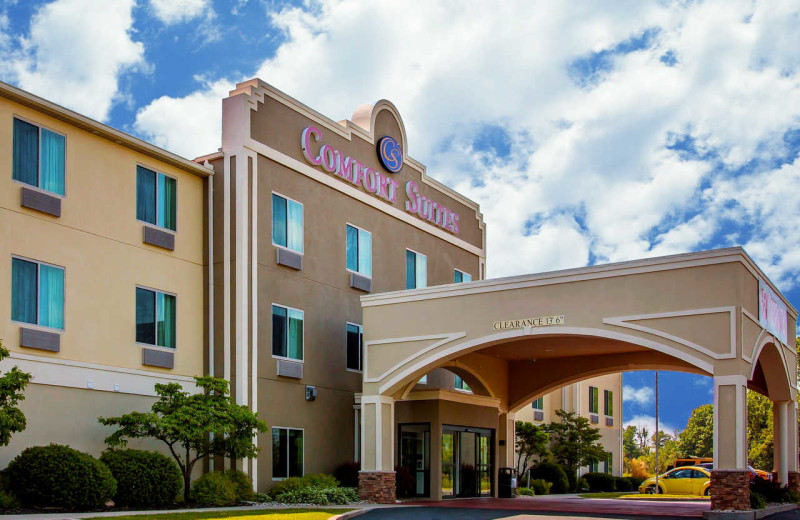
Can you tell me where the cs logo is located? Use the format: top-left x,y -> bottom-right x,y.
377,136 -> 403,173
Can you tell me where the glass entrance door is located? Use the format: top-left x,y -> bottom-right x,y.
399,423 -> 430,497
442,426 -> 494,498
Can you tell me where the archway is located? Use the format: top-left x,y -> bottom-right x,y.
358,249 -> 797,511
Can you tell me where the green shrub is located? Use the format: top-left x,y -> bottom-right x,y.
614,476 -> 633,492
577,477 -> 589,492
563,465 -> 577,491
334,462 -> 360,488
273,486 -> 358,505
0,488 -> 19,510
270,473 -> 339,497
100,449 -> 181,508
625,476 -> 645,490
528,462 -> 570,494
750,490 -> 767,510
224,470 -> 255,502
301,473 -> 339,488
584,472 -> 616,492
782,488 -> 800,504
517,487 -> 535,496
6,444 -> 116,510
190,472 -> 236,507
530,479 -> 552,496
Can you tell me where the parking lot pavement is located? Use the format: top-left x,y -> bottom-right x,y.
355,506 -> 700,520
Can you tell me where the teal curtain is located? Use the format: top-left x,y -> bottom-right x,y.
40,129 -> 65,195
160,175 -> 177,231
346,225 -> 358,272
137,166 -> 156,224
272,195 -> 287,248
38,264 -> 64,329
406,250 -> 416,289
463,272 -> 472,282
272,305 -> 287,357
454,271 -> 462,283
358,229 -> 371,277
287,200 -> 303,253
272,429 -> 287,478
288,309 -> 303,360
11,258 -> 37,325
416,253 -> 427,288
13,119 -> 38,187
156,292 -> 176,348
136,287 -> 156,344
289,429 -> 304,477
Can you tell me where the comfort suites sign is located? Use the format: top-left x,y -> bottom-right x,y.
759,280 -> 788,345
301,127 -> 460,234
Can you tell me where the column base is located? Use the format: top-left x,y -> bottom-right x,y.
358,471 -> 396,504
710,470 -> 750,511
788,472 -> 800,495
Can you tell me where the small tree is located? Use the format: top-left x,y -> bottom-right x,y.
544,410 -> 606,487
678,404 -> 713,458
99,376 -> 267,499
0,340 -> 32,447
515,420 -> 550,477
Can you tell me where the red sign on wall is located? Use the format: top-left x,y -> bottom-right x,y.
759,280 -> 788,345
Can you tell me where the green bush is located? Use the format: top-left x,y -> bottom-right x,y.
584,472 -> 616,492
333,462 -> 360,488
577,477 -> 589,492
190,472 -> 237,507
100,449 -> 181,508
530,479 -> 552,496
273,486 -> 358,505
224,470 -> 255,502
517,487 -> 535,496
528,462 -> 570,494
750,490 -> 767,510
563,465 -> 577,491
614,477 -> 633,492
624,476 -> 645,490
6,444 -> 116,510
270,473 -> 339,497
0,488 -> 19,510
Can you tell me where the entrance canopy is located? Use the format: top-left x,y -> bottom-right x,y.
358,247 -> 798,501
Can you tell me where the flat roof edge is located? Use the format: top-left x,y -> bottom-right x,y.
0,81 -> 213,178
362,247 -> 798,317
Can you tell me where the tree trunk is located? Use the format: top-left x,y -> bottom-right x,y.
184,471 -> 192,502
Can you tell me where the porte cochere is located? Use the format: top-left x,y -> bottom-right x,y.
357,247 -> 798,511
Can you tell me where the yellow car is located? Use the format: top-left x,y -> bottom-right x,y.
638,466 -> 711,496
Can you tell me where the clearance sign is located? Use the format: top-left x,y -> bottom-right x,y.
759,280 -> 788,345
301,127 -> 460,234
492,315 -> 565,331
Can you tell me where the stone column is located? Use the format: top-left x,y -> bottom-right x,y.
711,375 -> 749,511
358,395 -> 396,503
497,412 -> 515,497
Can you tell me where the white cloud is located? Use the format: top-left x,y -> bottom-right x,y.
132,0 -> 800,289
623,385 -> 655,406
624,415 -> 676,436
0,0 -> 144,122
149,0 -> 210,24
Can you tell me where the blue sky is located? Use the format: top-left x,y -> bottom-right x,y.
1,0 -> 798,433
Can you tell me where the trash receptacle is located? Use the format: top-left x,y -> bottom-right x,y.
499,467 -> 517,498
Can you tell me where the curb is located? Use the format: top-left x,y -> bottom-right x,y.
331,508 -> 372,520
702,503 -> 799,520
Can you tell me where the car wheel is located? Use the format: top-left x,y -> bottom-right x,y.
704,487 -> 710,496
645,485 -> 660,494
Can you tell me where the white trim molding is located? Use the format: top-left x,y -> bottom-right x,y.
363,332 -> 466,384
603,306 -> 736,360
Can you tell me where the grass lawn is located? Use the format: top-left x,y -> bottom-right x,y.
110,509 -> 353,520
578,492 -> 630,499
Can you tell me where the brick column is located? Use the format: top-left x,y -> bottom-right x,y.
710,470 -> 750,511
788,472 -> 800,495
359,471 -> 396,503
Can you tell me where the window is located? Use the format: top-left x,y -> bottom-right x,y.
272,427 -> 303,479
406,250 -> 427,289
589,386 -> 599,414
418,375 -> 428,384
346,224 -> 372,277
137,165 -> 176,231
272,194 -> 303,253
272,304 -> 303,361
590,460 -> 599,473
346,323 -> 363,371
135,287 -> 176,348
454,270 -> 472,283
11,257 -> 64,329
531,397 -> 544,410
13,118 -> 65,196
454,375 -> 471,392
605,453 -> 613,474
604,390 -> 613,416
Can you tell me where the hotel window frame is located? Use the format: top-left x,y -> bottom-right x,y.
346,322 -> 363,372
604,390 -> 613,417
345,223 -> 372,278
604,453 -> 613,474
12,116 -> 67,197
271,426 -> 304,480
136,164 -> 178,233
272,192 -> 304,254
454,269 -> 472,283
272,303 -> 304,362
453,374 -> 472,393
11,255 -> 66,332
134,285 -> 177,350
405,249 -> 427,289
589,386 -> 599,415
531,397 -> 544,411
